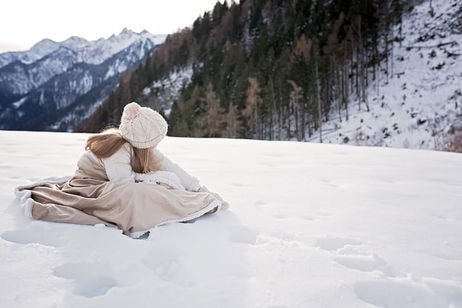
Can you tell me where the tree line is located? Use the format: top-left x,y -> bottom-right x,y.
82,0 -> 408,142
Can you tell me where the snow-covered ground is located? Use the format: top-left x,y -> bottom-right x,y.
310,0 -> 462,152
1,130 -> 461,307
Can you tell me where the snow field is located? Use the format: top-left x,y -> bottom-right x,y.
0,130 -> 461,307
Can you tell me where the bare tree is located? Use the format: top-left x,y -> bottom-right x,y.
242,77 -> 262,138
288,80 -> 304,141
225,102 -> 241,138
199,82 -> 226,137
315,55 -> 323,143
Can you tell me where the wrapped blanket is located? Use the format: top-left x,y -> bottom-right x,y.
15,149 -> 228,233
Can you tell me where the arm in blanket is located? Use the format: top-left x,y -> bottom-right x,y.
102,144 -> 202,191
150,149 -> 202,192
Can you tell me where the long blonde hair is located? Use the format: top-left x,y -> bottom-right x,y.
85,128 -> 161,173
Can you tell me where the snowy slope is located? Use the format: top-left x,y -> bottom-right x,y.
0,130 -> 461,307
311,0 -> 462,152
138,65 -> 194,117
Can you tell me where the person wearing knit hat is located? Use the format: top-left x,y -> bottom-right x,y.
17,101 -> 229,238
119,102 -> 168,149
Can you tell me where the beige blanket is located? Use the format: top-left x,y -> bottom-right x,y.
15,151 -> 228,233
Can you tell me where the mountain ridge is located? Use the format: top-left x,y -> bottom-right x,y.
0,28 -> 167,131
0,28 -> 166,67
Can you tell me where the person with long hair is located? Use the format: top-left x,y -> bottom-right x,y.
16,102 -> 229,237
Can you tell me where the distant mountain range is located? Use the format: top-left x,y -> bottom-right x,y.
0,28 -> 166,131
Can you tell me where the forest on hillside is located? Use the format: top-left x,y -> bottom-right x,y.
83,0 -> 413,141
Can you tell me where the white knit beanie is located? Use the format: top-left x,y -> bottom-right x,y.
119,102 -> 168,149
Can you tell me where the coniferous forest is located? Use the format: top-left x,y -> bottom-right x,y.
83,0 -> 409,141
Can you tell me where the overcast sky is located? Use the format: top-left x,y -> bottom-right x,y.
0,0 -> 227,53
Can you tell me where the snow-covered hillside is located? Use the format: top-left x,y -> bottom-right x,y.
1,130 -> 461,307
138,65 -> 194,117
311,0 -> 462,152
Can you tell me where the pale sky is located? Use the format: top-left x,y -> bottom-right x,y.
0,0 -> 228,53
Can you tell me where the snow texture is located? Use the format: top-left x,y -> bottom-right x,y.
0,130 -> 461,307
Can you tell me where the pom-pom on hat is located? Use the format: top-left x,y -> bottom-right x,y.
119,102 -> 168,149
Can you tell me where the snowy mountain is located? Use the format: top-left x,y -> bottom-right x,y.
312,0 -> 462,152
0,28 -> 167,131
0,38 -> 79,68
0,28 -> 166,69
0,46 -> 80,97
0,130 -> 461,307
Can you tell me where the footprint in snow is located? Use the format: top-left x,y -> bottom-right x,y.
53,262 -> 118,297
354,279 -> 462,308
317,237 -> 399,277
228,225 -> 258,245
257,231 -> 300,246
1,224 -> 64,247
315,211 -> 331,217
317,177 -> 338,187
272,213 -> 288,219
315,237 -> 362,251
334,253 -> 392,274
253,200 -> 268,209
142,245 -> 194,286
